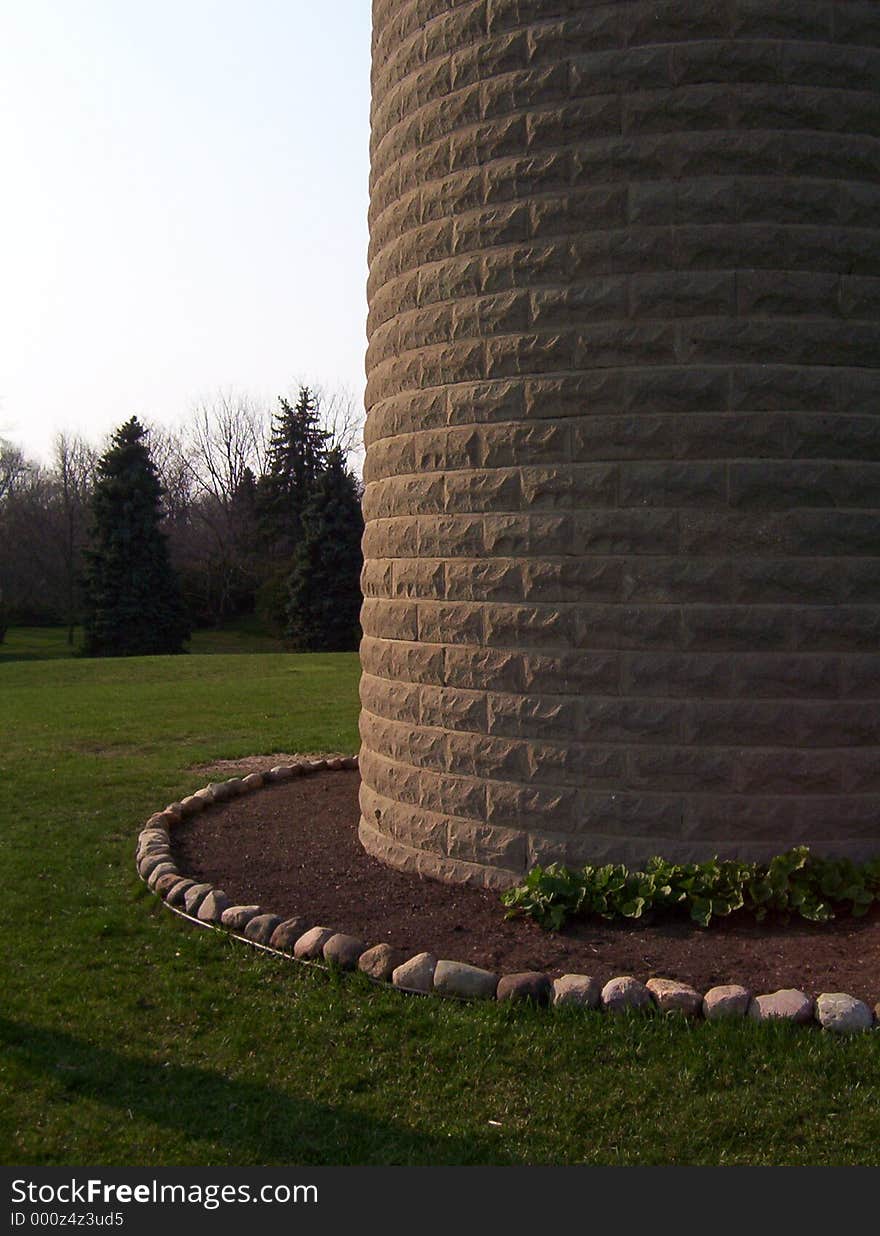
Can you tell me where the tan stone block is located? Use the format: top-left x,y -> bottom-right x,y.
444,644 -> 525,692
382,800 -> 449,856
417,601 -> 484,645
446,817 -> 527,873
444,559 -> 523,602
482,420 -> 570,468
360,712 -> 446,770
418,515 -> 484,557
524,371 -> 623,419
360,559 -> 394,599
393,558 -> 445,599
359,816 -> 520,891
419,767 -> 487,821
518,466 -> 572,509
359,745 -> 422,807
444,468 -> 522,514
360,636 -> 444,686
446,378 -> 525,425
356,636 -> 396,681
362,434 -> 416,483
418,254 -> 483,307
521,558 -> 622,603
526,829 -> 609,865
409,428 -> 477,474
388,640 -> 446,685
444,731 -> 531,782
362,474 -> 444,520
483,603 -> 573,649
419,684 -> 487,732
359,599 -> 418,642
524,740 -> 626,788
359,673 -> 422,725
487,692 -> 580,740
482,513 -> 573,556
486,781 -> 578,831
361,516 -> 419,559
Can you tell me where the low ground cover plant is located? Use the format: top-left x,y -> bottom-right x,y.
502,847 -> 880,930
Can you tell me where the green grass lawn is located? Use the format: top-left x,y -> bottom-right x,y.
0,624 -> 286,662
1,628 -> 878,1166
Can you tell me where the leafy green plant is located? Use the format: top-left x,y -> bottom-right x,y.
501,847 -> 880,931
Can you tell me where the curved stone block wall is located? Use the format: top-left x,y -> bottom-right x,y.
359,0 -> 880,889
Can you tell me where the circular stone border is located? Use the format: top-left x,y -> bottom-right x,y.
136,758 -> 879,1034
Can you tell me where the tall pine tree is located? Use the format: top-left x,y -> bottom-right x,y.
285,447 -> 364,651
82,417 -> 189,656
255,386 -> 330,632
257,386 -> 329,554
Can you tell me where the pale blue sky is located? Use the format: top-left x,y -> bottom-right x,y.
0,0 -> 372,459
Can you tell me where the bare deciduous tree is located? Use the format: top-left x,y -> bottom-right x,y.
0,438 -> 30,501
53,433 -> 97,644
185,390 -> 269,509
309,382 -> 365,473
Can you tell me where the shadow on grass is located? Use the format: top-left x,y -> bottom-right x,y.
0,1016 -> 511,1165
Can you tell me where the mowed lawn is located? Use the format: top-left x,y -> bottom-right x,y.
1,628 -> 879,1166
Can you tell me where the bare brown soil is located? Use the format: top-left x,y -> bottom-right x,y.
172,768 -> 880,1002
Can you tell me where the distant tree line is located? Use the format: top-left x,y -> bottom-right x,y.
0,385 -> 364,654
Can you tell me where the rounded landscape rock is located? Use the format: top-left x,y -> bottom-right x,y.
703,985 -> 752,1021
647,978 -> 703,1017
552,975 -> 601,1009
243,913 -> 284,945
179,795 -> 206,816
145,811 -> 175,830
146,861 -> 178,889
601,976 -> 653,1014
496,972 -> 552,1006
137,842 -> 170,867
392,952 -> 437,993
269,917 -> 312,951
323,934 -> 368,970
434,959 -> 498,1000
138,851 -> 172,880
241,773 -> 264,791
816,993 -> 874,1035
153,872 -> 183,899
221,905 -> 263,932
293,926 -> 336,961
748,990 -> 815,1025
358,943 -> 406,982
138,827 -> 169,848
183,883 -> 213,915
197,889 -> 230,924
164,878 -> 196,907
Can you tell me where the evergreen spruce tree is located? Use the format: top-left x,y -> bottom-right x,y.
257,386 -> 329,554
285,447 -> 364,651
255,386 -> 330,632
81,417 -> 189,656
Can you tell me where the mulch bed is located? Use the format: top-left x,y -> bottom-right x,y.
172,768 -> 880,1002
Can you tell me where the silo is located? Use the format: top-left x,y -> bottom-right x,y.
359,0 -> 880,889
